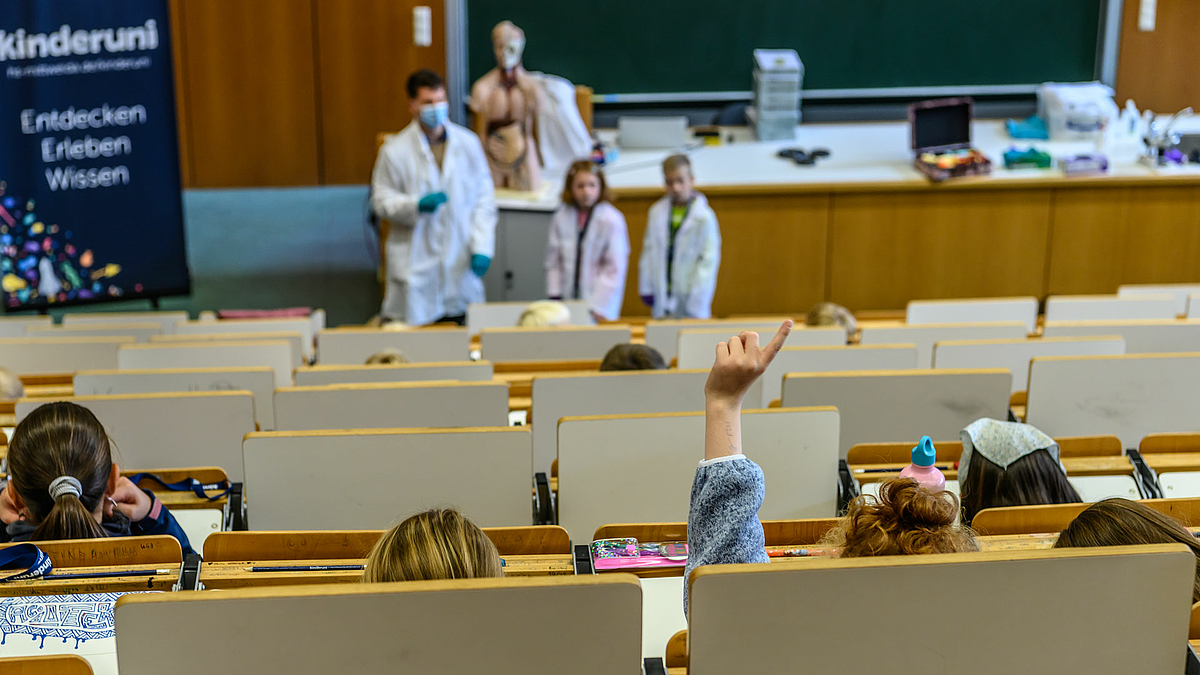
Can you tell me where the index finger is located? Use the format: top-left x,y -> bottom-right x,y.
759,320 -> 794,366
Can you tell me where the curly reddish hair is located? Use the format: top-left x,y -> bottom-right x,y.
821,478 -> 979,557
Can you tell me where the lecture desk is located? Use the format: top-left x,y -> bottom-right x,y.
8,529 -> 1186,595
194,536 -> 1062,589
198,553 -> 574,589
0,536 -> 182,597
848,455 -> 1134,483
480,118 -> 1200,315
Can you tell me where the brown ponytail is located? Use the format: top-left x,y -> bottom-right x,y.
8,402 -> 112,541
821,478 -> 979,557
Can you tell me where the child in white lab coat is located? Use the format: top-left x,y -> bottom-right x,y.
545,160 -> 630,321
639,154 -> 721,319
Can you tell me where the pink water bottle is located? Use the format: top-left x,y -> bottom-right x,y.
899,436 -> 945,492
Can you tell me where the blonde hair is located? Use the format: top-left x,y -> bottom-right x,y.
364,348 -> 408,365
363,509 -> 504,583
820,478 -> 978,557
517,300 -> 571,328
662,154 -> 692,175
0,367 -> 24,399
805,302 -> 857,335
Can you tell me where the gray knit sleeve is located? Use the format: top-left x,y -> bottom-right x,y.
683,457 -> 769,615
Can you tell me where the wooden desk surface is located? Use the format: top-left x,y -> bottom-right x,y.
851,455 -> 1133,483
1143,453 -> 1200,473
199,553 -> 574,589
0,562 -> 178,597
153,491 -> 228,511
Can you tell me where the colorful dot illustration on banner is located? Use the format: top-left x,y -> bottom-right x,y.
135,283 -> 143,292
0,184 -> 127,306
2,274 -> 26,292
60,262 -> 83,289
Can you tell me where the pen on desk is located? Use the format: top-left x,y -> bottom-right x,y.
767,549 -> 822,558
250,564 -> 366,572
42,569 -> 175,580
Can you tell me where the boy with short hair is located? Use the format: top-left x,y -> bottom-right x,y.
638,154 -> 721,318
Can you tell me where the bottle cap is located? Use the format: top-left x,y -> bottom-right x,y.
911,436 -> 936,467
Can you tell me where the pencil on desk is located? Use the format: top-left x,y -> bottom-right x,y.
42,568 -> 175,580
250,564 -> 365,572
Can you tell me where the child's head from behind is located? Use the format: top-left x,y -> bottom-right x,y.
1054,498 -> 1200,601
822,478 -> 978,557
958,418 -> 1081,524
518,300 -> 571,328
7,401 -> 117,541
0,367 -> 24,399
365,348 -> 408,365
561,160 -> 610,211
363,509 -> 503,583
599,343 -> 667,371
804,302 -> 857,336
662,154 -> 694,206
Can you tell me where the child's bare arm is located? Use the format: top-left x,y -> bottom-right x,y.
703,321 -> 793,461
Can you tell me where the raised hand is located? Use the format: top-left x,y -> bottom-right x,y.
704,320 -> 793,409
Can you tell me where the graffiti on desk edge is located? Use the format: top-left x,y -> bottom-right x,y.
0,592 -> 129,648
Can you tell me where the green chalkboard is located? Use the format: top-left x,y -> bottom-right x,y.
466,0 -> 1103,96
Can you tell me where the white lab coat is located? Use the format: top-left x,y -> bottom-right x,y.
371,121 -> 497,326
528,71 -> 593,174
638,193 -> 721,319
545,201 -> 630,321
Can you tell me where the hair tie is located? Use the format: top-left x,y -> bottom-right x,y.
48,476 -> 82,500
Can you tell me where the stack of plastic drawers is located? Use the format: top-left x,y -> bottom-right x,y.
750,49 -> 803,141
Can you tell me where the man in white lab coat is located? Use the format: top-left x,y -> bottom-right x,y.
371,69 -> 497,325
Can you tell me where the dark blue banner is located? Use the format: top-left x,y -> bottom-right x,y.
0,1 -> 189,310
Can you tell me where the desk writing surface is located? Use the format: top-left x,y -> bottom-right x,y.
15,391 -> 256,481
115,577 -> 643,675
0,565 -> 177,597
0,592 -> 134,675
1026,353 -> 1200,447
686,546 -> 1193,675
200,554 -> 572,589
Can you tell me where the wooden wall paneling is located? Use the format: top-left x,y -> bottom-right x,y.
617,192 -> 830,317
316,0 -> 447,185
1047,186 -> 1200,294
1045,187 -> 1129,295
1119,186 -> 1200,284
828,189 -> 1051,310
167,0 -> 193,188
1115,0 -> 1200,114
180,0 -> 322,187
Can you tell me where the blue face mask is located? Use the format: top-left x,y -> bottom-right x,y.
419,102 -> 449,129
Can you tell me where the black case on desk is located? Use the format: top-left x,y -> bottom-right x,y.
909,97 -> 993,182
